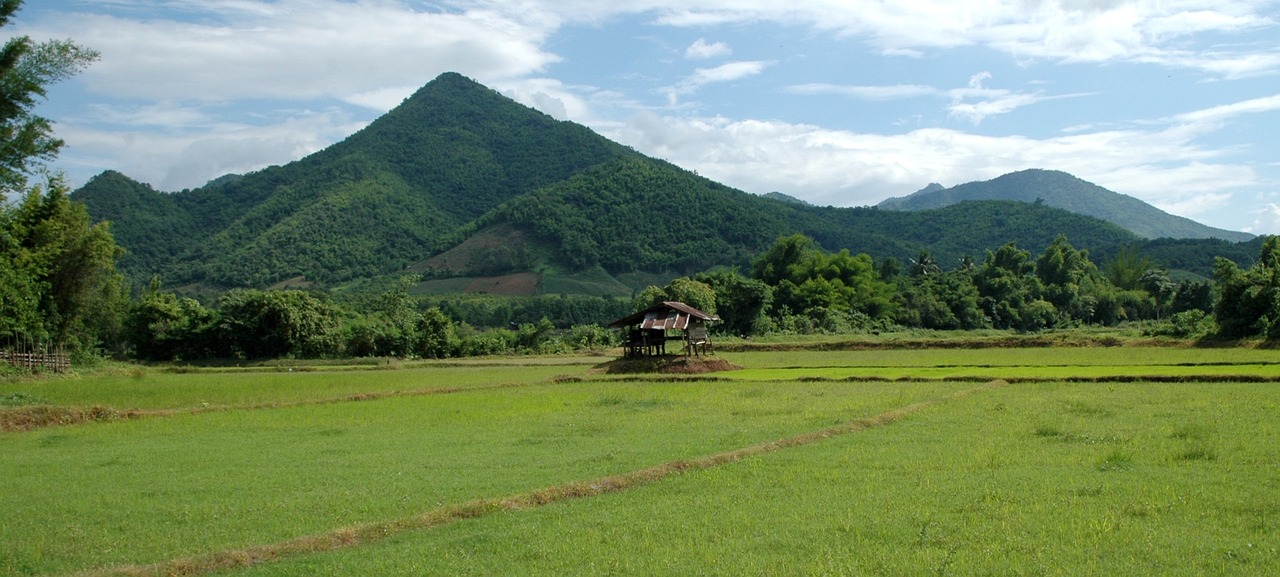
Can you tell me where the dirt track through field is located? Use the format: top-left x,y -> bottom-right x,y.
72,379 -> 1009,577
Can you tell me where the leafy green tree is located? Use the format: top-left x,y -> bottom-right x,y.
0,0 -> 99,192
975,242 -> 1047,330
414,307 -> 457,358
1,177 -> 123,347
1103,244 -> 1153,291
127,280 -> 217,361
631,285 -> 668,313
752,233 -> 817,287
217,289 -> 342,358
896,270 -> 987,330
1213,236 -> 1280,339
1139,268 -> 1175,320
696,269 -> 772,336
664,277 -> 717,315
1036,235 -> 1100,322
1169,280 -> 1214,315
909,250 -> 940,277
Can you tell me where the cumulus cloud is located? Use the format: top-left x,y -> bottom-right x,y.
57,110 -> 365,190
664,60 -> 772,105
607,0 -> 1280,76
606,110 -> 1259,223
685,38 -> 732,59
787,83 -> 937,100
1248,203 -> 1280,235
28,1 -> 561,105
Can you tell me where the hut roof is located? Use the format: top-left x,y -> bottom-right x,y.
609,301 -> 720,330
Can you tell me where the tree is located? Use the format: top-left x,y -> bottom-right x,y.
1,0 -> 99,192
1103,244 -> 1153,291
751,233 -> 817,287
631,285 -> 668,313
696,269 -> 772,336
664,277 -> 716,315
1213,236 -> 1280,339
975,242 -> 1046,330
1036,235 -> 1099,322
217,289 -> 342,358
127,279 -> 217,361
1,176 -> 123,347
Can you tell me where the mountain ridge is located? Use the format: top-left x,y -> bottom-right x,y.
72,72 -> 1256,294
877,169 -> 1252,242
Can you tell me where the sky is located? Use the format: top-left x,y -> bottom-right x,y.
14,0 -> 1280,234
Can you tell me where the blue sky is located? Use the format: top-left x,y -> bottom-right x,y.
16,0 -> 1280,234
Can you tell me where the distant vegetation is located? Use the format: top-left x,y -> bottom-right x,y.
75,73 -> 1254,296
7,68 -> 1277,365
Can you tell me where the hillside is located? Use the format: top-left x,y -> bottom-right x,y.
74,72 -> 631,287
74,73 -> 1255,295
877,169 -> 1254,242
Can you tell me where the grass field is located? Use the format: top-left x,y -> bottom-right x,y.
2,339 -> 1278,576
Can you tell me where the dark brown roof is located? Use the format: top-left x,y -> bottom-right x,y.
608,301 -> 720,329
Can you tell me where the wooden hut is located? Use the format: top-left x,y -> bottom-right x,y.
609,301 -> 720,357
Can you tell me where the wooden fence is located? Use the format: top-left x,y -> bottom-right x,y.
1,346 -> 70,373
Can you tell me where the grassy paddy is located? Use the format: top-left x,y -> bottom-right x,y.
2,342 -> 1278,576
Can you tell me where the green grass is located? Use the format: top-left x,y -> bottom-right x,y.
3,343 -> 1279,576
0,376 -> 962,575
225,381 -> 1280,577
0,361 -> 594,411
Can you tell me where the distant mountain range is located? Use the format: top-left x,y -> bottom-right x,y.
878,170 -> 1253,242
73,72 -> 1258,296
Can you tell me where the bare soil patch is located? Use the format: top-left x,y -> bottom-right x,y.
593,355 -> 742,375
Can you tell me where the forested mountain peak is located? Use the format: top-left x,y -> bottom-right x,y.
74,74 -> 1255,294
878,169 -> 1252,242
74,71 -> 633,288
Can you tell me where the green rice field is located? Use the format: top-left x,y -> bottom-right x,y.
2,341 -> 1278,576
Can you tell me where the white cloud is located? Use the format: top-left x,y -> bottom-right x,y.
787,83 -> 937,100
607,110 -> 1260,222
57,111 -> 365,190
1172,93 -> 1280,126
28,1 -> 561,104
685,38 -> 732,59
1247,203 -> 1280,235
665,60 -> 772,105
585,0 -> 1279,76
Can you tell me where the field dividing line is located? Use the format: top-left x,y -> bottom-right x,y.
0,381 -> 534,433
72,379 -> 1009,577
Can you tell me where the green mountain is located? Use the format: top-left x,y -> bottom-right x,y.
74,72 -> 631,287
74,73 -> 1253,294
877,169 -> 1254,242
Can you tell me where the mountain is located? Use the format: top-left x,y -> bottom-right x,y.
74,73 -> 1253,294
75,72 -> 632,287
877,169 -> 1254,242
761,191 -> 812,206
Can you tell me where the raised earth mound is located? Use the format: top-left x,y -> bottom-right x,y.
594,355 -> 742,375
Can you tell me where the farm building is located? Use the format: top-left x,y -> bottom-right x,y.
609,301 -> 720,357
